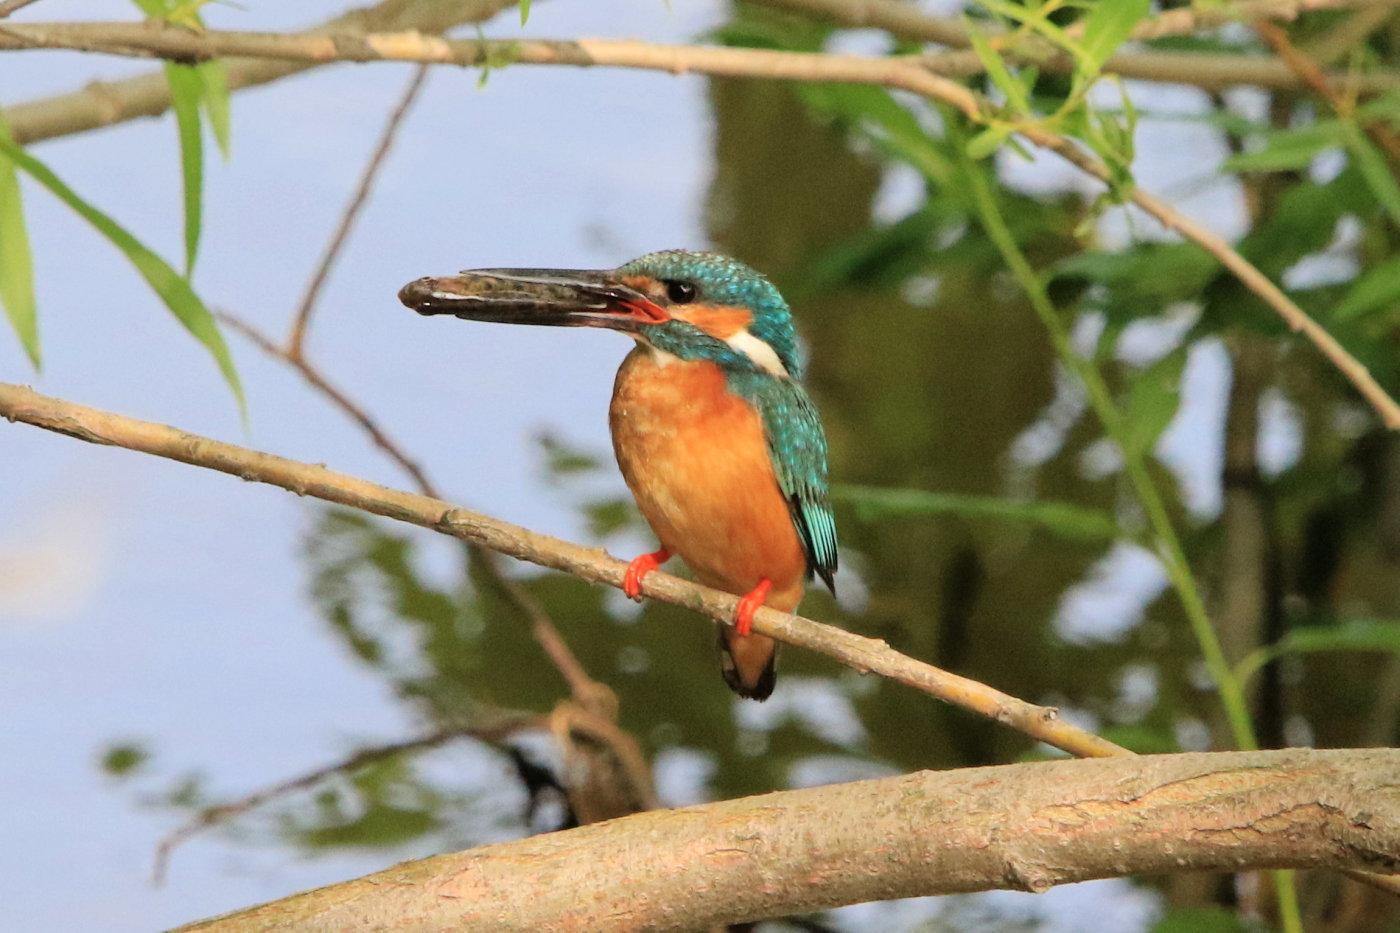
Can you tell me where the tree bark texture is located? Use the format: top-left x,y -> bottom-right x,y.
177,748 -> 1400,932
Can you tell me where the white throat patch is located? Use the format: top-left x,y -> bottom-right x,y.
726,329 -> 789,378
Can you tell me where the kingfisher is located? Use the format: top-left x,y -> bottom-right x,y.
398,250 -> 836,700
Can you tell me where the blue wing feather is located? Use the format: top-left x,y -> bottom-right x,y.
734,373 -> 838,593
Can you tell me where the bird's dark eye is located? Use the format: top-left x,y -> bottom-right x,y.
665,280 -> 697,304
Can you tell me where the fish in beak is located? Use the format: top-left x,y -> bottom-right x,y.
398,268 -> 669,330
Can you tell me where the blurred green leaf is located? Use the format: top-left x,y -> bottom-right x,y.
586,498 -> 635,538
1221,121 -> 1342,173
1236,619 -> 1400,685
1121,349 -> 1185,459
836,485 -> 1121,542
1076,0 -> 1149,76
1054,243 -> 1217,321
100,742 -> 150,778
966,125 -> 1010,161
519,0 -> 530,25
965,18 -> 1030,113
301,802 -> 439,848
198,61 -> 233,160
1344,120 -> 1400,228
0,116 -> 38,368
1334,254 -> 1400,320
537,432 -> 603,477
0,134 -> 243,409
800,84 -> 955,186
166,62 -> 205,275
1151,906 -> 1249,933
1097,724 -> 1179,755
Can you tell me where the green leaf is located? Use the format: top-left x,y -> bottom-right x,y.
165,62 -> 205,275
835,485 -> 1121,543
0,116 -> 38,368
0,134 -> 243,409
1236,619 -> 1400,684
197,61 -> 232,160
965,18 -> 1030,113
1221,121 -> 1343,174
100,742 -> 150,777
1345,121 -> 1400,228
1076,0 -> 1150,76
519,0 -> 530,25
1336,254 -> 1400,320
966,124 -> 1010,161
1121,349 -> 1186,459
799,84 -> 955,185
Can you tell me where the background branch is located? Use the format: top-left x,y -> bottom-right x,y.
1,0 -> 517,145
172,748 -> 1400,933
0,380 -> 1128,760
152,714 -> 541,885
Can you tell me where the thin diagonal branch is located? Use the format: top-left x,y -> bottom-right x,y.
218,312 -> 605,710
288,63 -> 429,360
0,380 -> 1129,761
219,313 -> 435,492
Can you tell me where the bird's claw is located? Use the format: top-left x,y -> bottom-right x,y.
623,548 -> 671,601
734,578 -> 774,637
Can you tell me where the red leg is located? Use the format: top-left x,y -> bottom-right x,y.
623,547 -> 671,601
734,578 -> 773,637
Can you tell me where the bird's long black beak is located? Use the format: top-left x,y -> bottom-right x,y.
398,268 -> 667,329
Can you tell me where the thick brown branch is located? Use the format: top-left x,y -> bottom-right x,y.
0,380 -> 1126,760
1,0 -> 517,145
173,748 -> 1400,932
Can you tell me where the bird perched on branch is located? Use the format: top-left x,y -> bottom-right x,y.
399,250 -> 836,700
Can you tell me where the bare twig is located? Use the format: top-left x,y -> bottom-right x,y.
1255,17 -> 1400,169
13,13 -> 1400,96
0,380 -> 1129,760
751,0 -> 1394,47
0,0 -> 42,19
1018,123 -> 1400,429
1,0 -> 518,145
219,311 -> 607,706
753,0 -> 1400,91
218,313 -> 434,491
287,64 -> 429,360
170,748 -> 1400,933
152,714 -> 540,885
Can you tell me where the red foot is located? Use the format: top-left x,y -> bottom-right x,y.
734,579 -> 773,636
623,548 -> 671,601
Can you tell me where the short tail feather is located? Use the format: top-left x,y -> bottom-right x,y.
718,630 -> 778,700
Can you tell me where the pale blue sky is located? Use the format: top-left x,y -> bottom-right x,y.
1,2 -> 1236,930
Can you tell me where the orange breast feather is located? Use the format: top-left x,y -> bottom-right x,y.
609,346 -> 807,612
